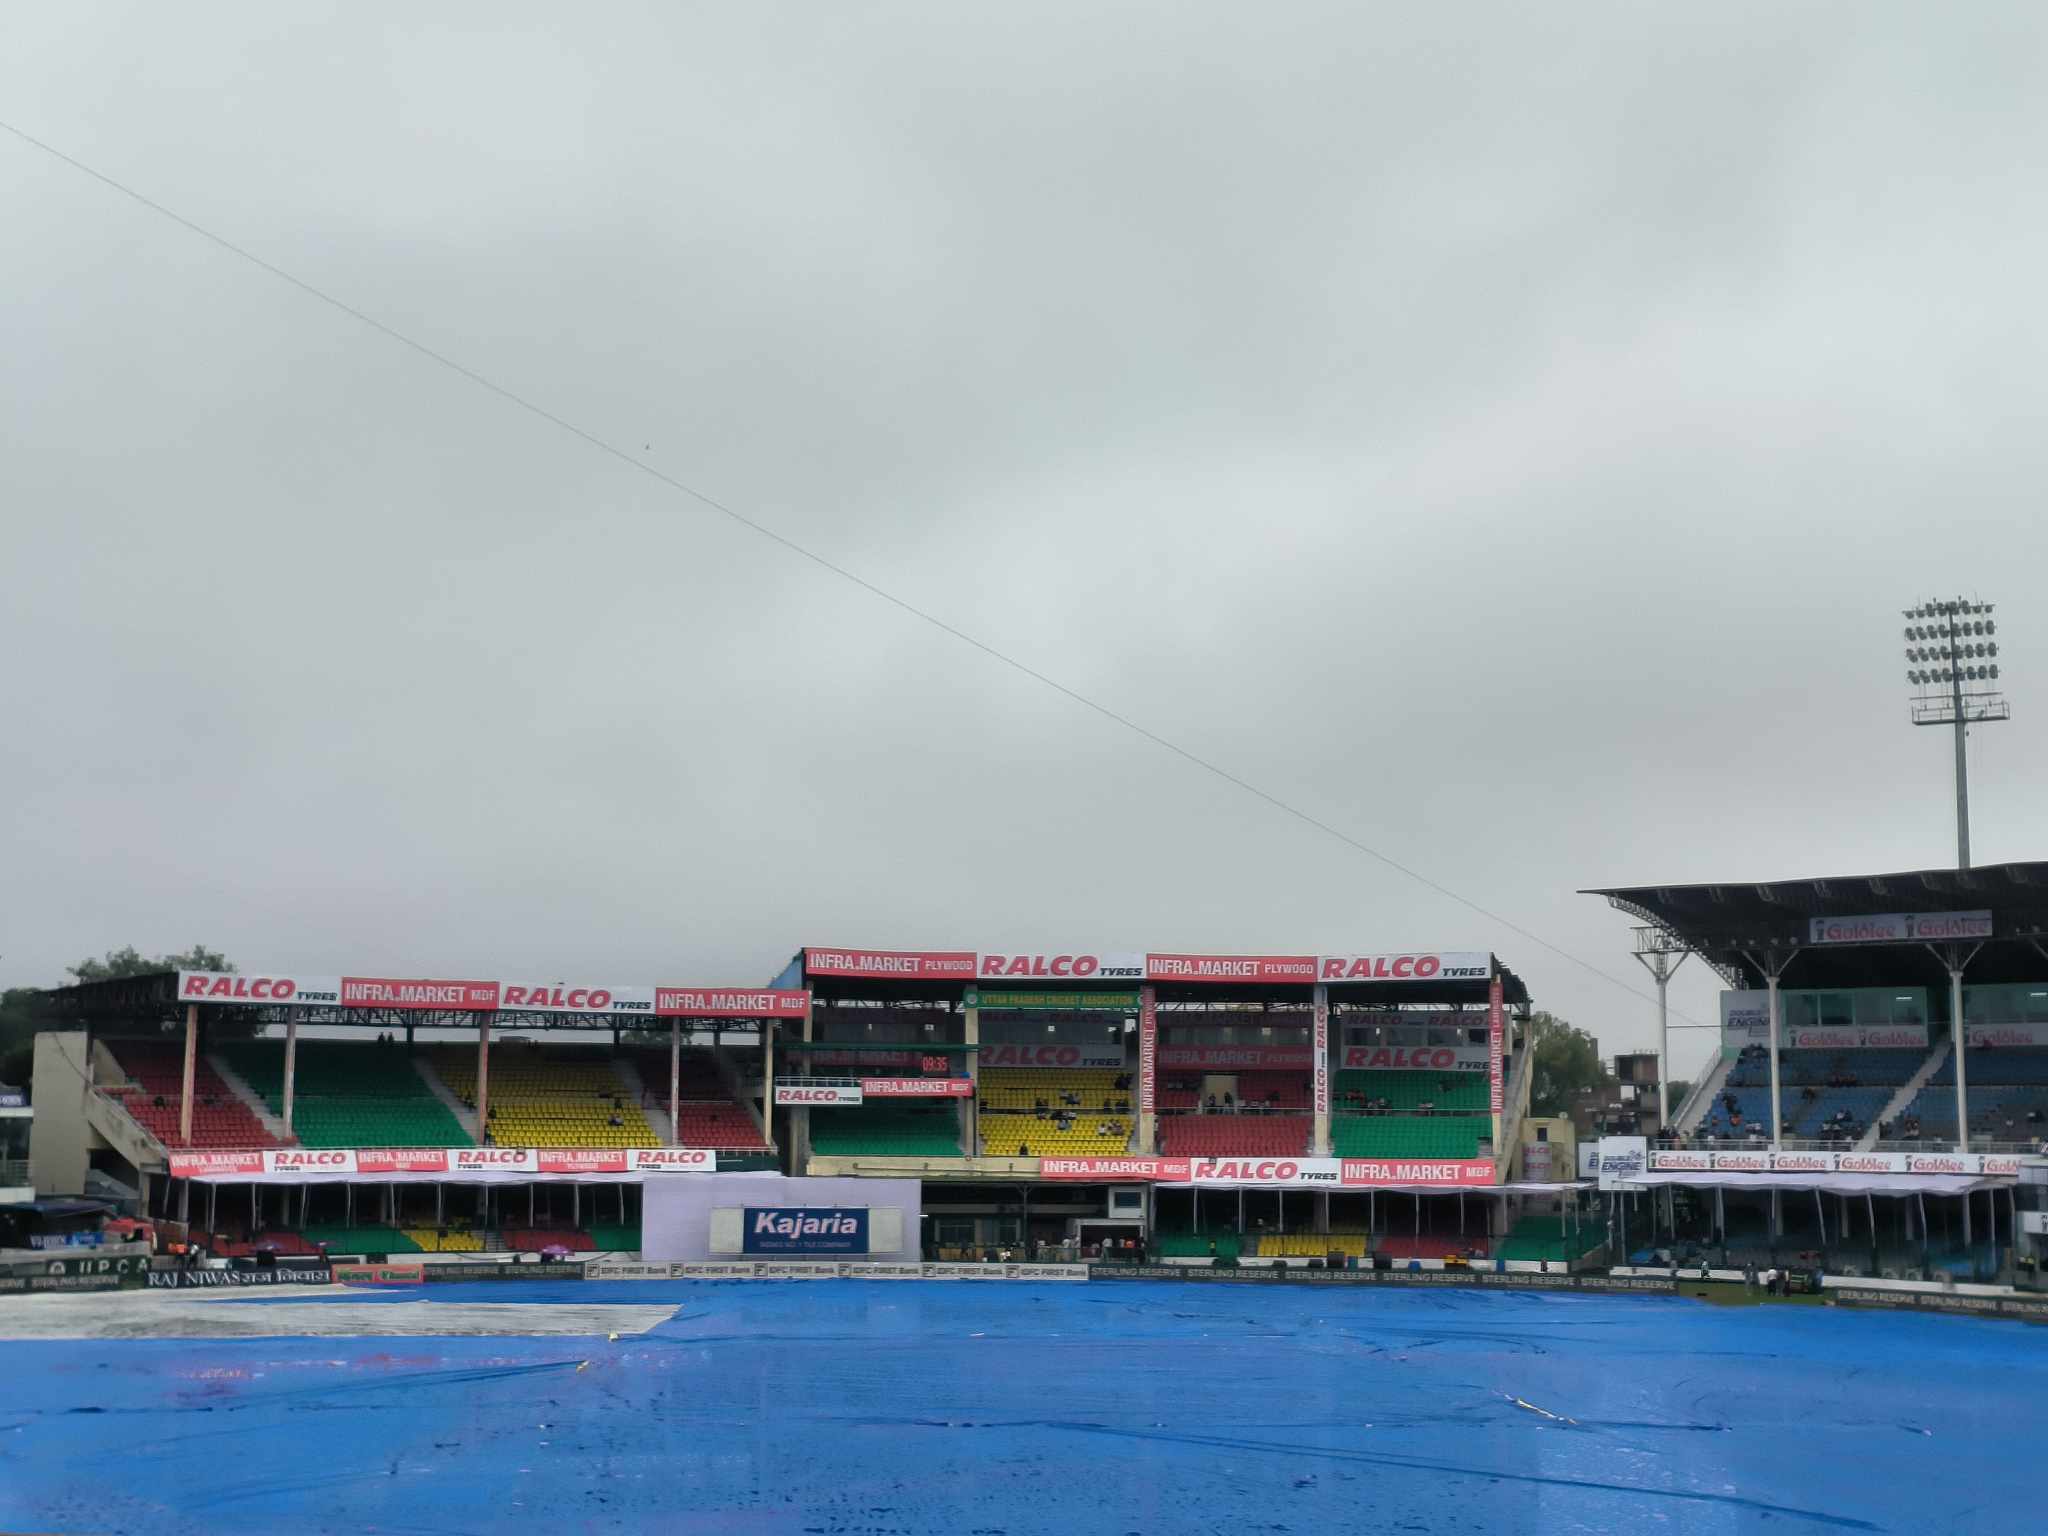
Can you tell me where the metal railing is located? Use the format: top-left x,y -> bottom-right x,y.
0,1158 -> 29,1185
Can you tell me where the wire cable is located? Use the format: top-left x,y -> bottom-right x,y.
0,118 -> 1705,1024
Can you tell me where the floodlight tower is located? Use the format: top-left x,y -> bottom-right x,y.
1903,598 -> 2010,869
1631,926 -> 1690,1129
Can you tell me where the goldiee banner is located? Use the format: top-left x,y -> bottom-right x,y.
1646,1149 -> 2023,1177
177,970 -> 808,1018
1965,1020 -> 2048,1048
1808,911 -> 1992,945
1092,1266 -> 1675,1293
167,1146 -> 718,1182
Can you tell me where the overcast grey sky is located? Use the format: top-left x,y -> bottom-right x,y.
5,4 -> 2045,1079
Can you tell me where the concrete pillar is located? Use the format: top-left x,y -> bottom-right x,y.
1951,966 -> 1970,1150
475,1014 -> 491,1144
1311,984 -> 1331,1157
179,1003 -> 198,1144
962,996 -> 979,1156
762,1022 -> 776,1150
1137,985 -> 1158,1155
1766,970 -> 1783,1150
282,1014 -> 299,1137
669,1019 -> 680,1144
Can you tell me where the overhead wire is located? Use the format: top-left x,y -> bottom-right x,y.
0,118 -> 1708,1026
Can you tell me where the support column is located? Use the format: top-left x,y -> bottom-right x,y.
1311,984 -> 1331,1157
1951,964 -> 1970,1151
282,1014 -> 300,1138
179,1002 -> 198,1144
962,992 -> 979,1157
475,1014 -> 491,1144
1137,984 -> 1158,1156
795,999 -> 814,1166
762,1022 -> 776,1151
1766,970 -> 1783,1150
669,1019 -> 681,1145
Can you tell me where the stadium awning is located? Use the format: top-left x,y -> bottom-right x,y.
1620,1171 -> 2005,1194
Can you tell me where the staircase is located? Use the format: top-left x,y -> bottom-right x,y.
1673,1052 -> 1735,1137
612,1055 -> 673,1144
1861,1041 -> 1950,1150
208,1053 -> 292,1143
414,1055 -> 480,1140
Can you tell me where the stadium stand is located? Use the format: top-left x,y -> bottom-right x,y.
587,1223 -> 640,1251
402,1226 -> 485,1253
1334,1068 -> 1488,1113
1158,1114 -> 1310,1157
625,1047 -> 771,1149
1702,1047 -> 1925,1141
1155,1230 -> 1241,1259
505,1228 -> 596,1253
1894,1046 -> 2048,1143
1494,1213 -> 1607,1264
218,1039 -> 470,1148
1331,1115 -> 1489,1159
808,1100 -> 962,1156
299,1224 -> 424,1254
1253,1231 -> 1369,1259
432,1043 -> 658,1147
103,1039 -> 288,1149
977,1067 -> 1131,1156
1369,1233 -> 1490,1261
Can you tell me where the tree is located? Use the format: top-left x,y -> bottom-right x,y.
1525,1010 -> 1615,1119
0,986 -> 50,1093
69,945 -> 233,983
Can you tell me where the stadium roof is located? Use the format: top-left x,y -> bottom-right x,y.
1586,860 -> 2048,989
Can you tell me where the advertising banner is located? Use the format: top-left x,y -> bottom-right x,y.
860,1077 -> 974,1097
1339,1158 -> 1495,1187
977,1042 -> 1125,1069
500,984 -> 656,1017
631,1148 -> 718,1173
1488,973 -> 1505,1118
1186,1157 -> 1343,1188
805,948 -> 977,981
334,1262 -> 425,1285
1146,954 -> 1318,985
1312,992 -> 1330,1124
342,977 -> 502,1010
1340,1045 -> 1490,1071
774,1083 -> 864,1105
145,1261 -> 334,1290
741,1208 -> 869,1256
1596,1135 -> 1648,1191
1038,1157 -> 1190,1182
655,988 -> 809,1019
1720,989 -> 1773,1042
1318,952 -> 1490,983
1138,986 -> 1157,1116
451,1146 -> 537,1175
1965,1020 -> 2048,1048
1723,991 -> 1931,1050
1641,1149 -> 2024,1177
535,1149 -> 629,1174
1157,1044 -> 1313,1069
178,971 -> 341,1007
1808,911 -> 1992,945
970,990 -> 1140,1012
976,951 -> 1145,981
167,1150 -> 266,1178
355,1148 -> 453,1175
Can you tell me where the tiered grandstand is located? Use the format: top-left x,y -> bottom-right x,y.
218,1039 -> 469,1147
1701,1047 -> 1922,1142
977,1066 -> 1131,1156
624,1046 -> 770,1151
809,1100 -> 963,1156
1892,1046 -> 2048,1146
431,1042 -> 659,1147
1158,1114 -> 1309,1157
1331,1068 -> 1490,1159
103,1039 -> 286,1149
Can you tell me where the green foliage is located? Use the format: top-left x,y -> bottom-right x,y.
0,986 -> 50,1092
1526,1010 -> 1615,1120
69,944 -> 233,983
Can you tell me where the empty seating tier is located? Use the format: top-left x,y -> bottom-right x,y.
1332,1115 -> 1489,1159
1334,1068 -> 1488,1113
432,1045 -> 659,1148
218,1039 -> 469,1148
300,1224 -> 423,1255
1494,1214 -> 1606,1264
625,1047 -> 771,1149
1253,1232 -> 1368,1259
105,1040 -> 288,1150
809,1101 -> 962,1157
1158,1115 -> 1310,1157
977,1067 -> 1131,1156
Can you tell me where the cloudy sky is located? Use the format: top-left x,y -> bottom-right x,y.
5,4 -> 2045,1077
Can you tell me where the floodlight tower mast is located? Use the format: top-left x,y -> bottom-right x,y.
1630,926 -> 1691,1131
1903,599 -> 2009,869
